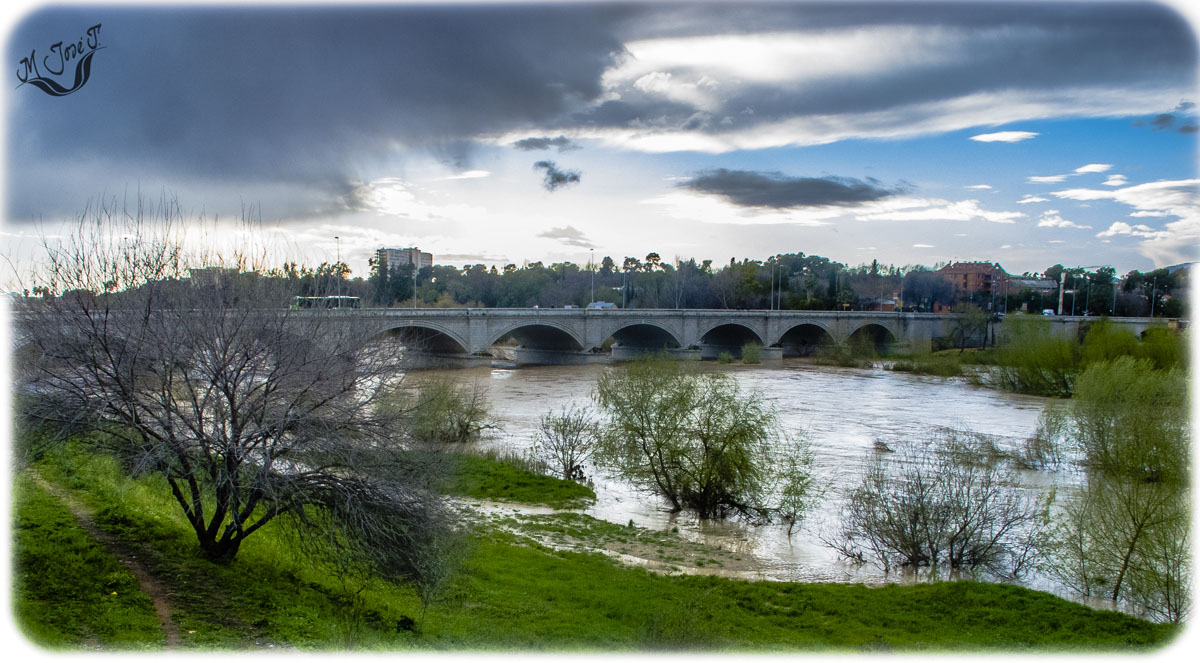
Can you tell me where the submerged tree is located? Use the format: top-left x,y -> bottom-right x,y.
1044,357 -> 1190,622
533,402 -> 598,481
828,431 -> 1050,576
16,198 -> 457,591
593,355 -> 815,521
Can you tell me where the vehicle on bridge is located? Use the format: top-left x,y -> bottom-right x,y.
292,295 -> 361,309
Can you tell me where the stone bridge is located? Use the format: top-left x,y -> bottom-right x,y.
336,308 -> 946,363
11,305 -> 1180,366
320,308 -> 1183,365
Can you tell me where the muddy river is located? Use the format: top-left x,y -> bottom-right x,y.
435,360 -> 1100,605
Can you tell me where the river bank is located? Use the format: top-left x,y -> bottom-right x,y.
13,442 -> 1179,651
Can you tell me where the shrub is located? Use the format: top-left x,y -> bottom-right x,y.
990,316 -> 1078,396
828,431 -> 1050,575
399,378 -> 494,445
594,355 -> 812,521
1069,357 -> 1187,481
741,343 -> 763,364
533,402 -> 599,481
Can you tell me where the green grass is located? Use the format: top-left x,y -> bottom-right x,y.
11,474 -> 165,650
443,453 -> 596,509
13,440 -> 1181,652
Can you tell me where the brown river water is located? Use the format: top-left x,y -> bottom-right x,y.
432,359 -> 1105,607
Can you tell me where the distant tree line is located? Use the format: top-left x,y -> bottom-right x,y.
196,252 -> 1189,318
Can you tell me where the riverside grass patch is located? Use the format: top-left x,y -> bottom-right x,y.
12,474 -> 165,650
13,439 -> 1180,652
444,453 -> 596,508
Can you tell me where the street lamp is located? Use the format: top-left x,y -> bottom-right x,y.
334,236 -> 341,300
590,248 -> 595,306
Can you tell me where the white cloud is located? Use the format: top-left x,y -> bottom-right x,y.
1018,195 -> 1049,204
561,85 -> 1186,154
1029,164 -> 1117,186
1095,222 -> 1170,239
1053,179 -> 1200,264
439,170 -> 492,180
965,184 -> 993,190
1036,210 -> 1092,229
970,131 -> 1038,143
1103,174 -> 1128,187
854,197 -> 1024,224
346,177 -> 490,223
912,243 -> 935,248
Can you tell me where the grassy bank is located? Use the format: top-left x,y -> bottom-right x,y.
12,474 -> 165,649
443,452 -> 596,508
13,441 -> 1180,652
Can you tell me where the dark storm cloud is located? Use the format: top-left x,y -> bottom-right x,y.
512,136 -> 579,152
537,225 -> 592,248
682,169 -> 904,209
5,5 -> 628,218
534,161 -> 581,192
5,3 -> 1195,221
567,3 -> 1197,134
1138,101 -> 1197,133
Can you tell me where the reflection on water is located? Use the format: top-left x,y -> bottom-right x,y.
438,359 -> 1102,604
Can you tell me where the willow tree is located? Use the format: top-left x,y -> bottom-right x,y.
1046,357 -> 1190,622
593,355 -> 814,521
16,198 -> 455,593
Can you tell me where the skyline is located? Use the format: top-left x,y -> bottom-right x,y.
3,1 -> 1198,283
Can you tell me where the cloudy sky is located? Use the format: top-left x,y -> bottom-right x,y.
3,1 -> 1197,280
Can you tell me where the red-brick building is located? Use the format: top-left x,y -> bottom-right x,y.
936,261 -> 1011,306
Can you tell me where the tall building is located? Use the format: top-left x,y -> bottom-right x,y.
376,247 -> 433,272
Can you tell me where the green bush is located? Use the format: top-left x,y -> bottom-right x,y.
1080,319 -> 1139,367
741,343 -> 763,364
990,316 -> 1078,396
1135,327 -> 1187,370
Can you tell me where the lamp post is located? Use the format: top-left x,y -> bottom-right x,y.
590,248 -> 595,306
334,236 -> 341,301
1150,276 -> 1158,317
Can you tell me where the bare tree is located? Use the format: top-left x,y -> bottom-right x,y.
827,431 -> 1050,575
533,402 -> 598,481
393,377 -> 493,446
15,198 -> 456,591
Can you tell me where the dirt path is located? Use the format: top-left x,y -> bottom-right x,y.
29,471 -> 183,650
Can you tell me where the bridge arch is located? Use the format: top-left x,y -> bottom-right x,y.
602,321 -> 683,351
777,322 -> 836,357
846,322 -> 898,356
374,322 -> 470,354
488,321 -> 586,352
697,322 -> 765,360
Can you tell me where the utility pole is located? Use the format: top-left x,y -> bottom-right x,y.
1057,271 -> 1065,315
334,236 -> 341,301
1150,276 -> 1158,317
769,261 -> 775,311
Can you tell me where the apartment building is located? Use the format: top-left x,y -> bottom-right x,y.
376,247 -> 433,272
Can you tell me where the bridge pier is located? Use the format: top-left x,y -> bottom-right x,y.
610,345 -> 700,362
697,343 -> 782,362
402,352 -> 493,370
489,346 -> 608,366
